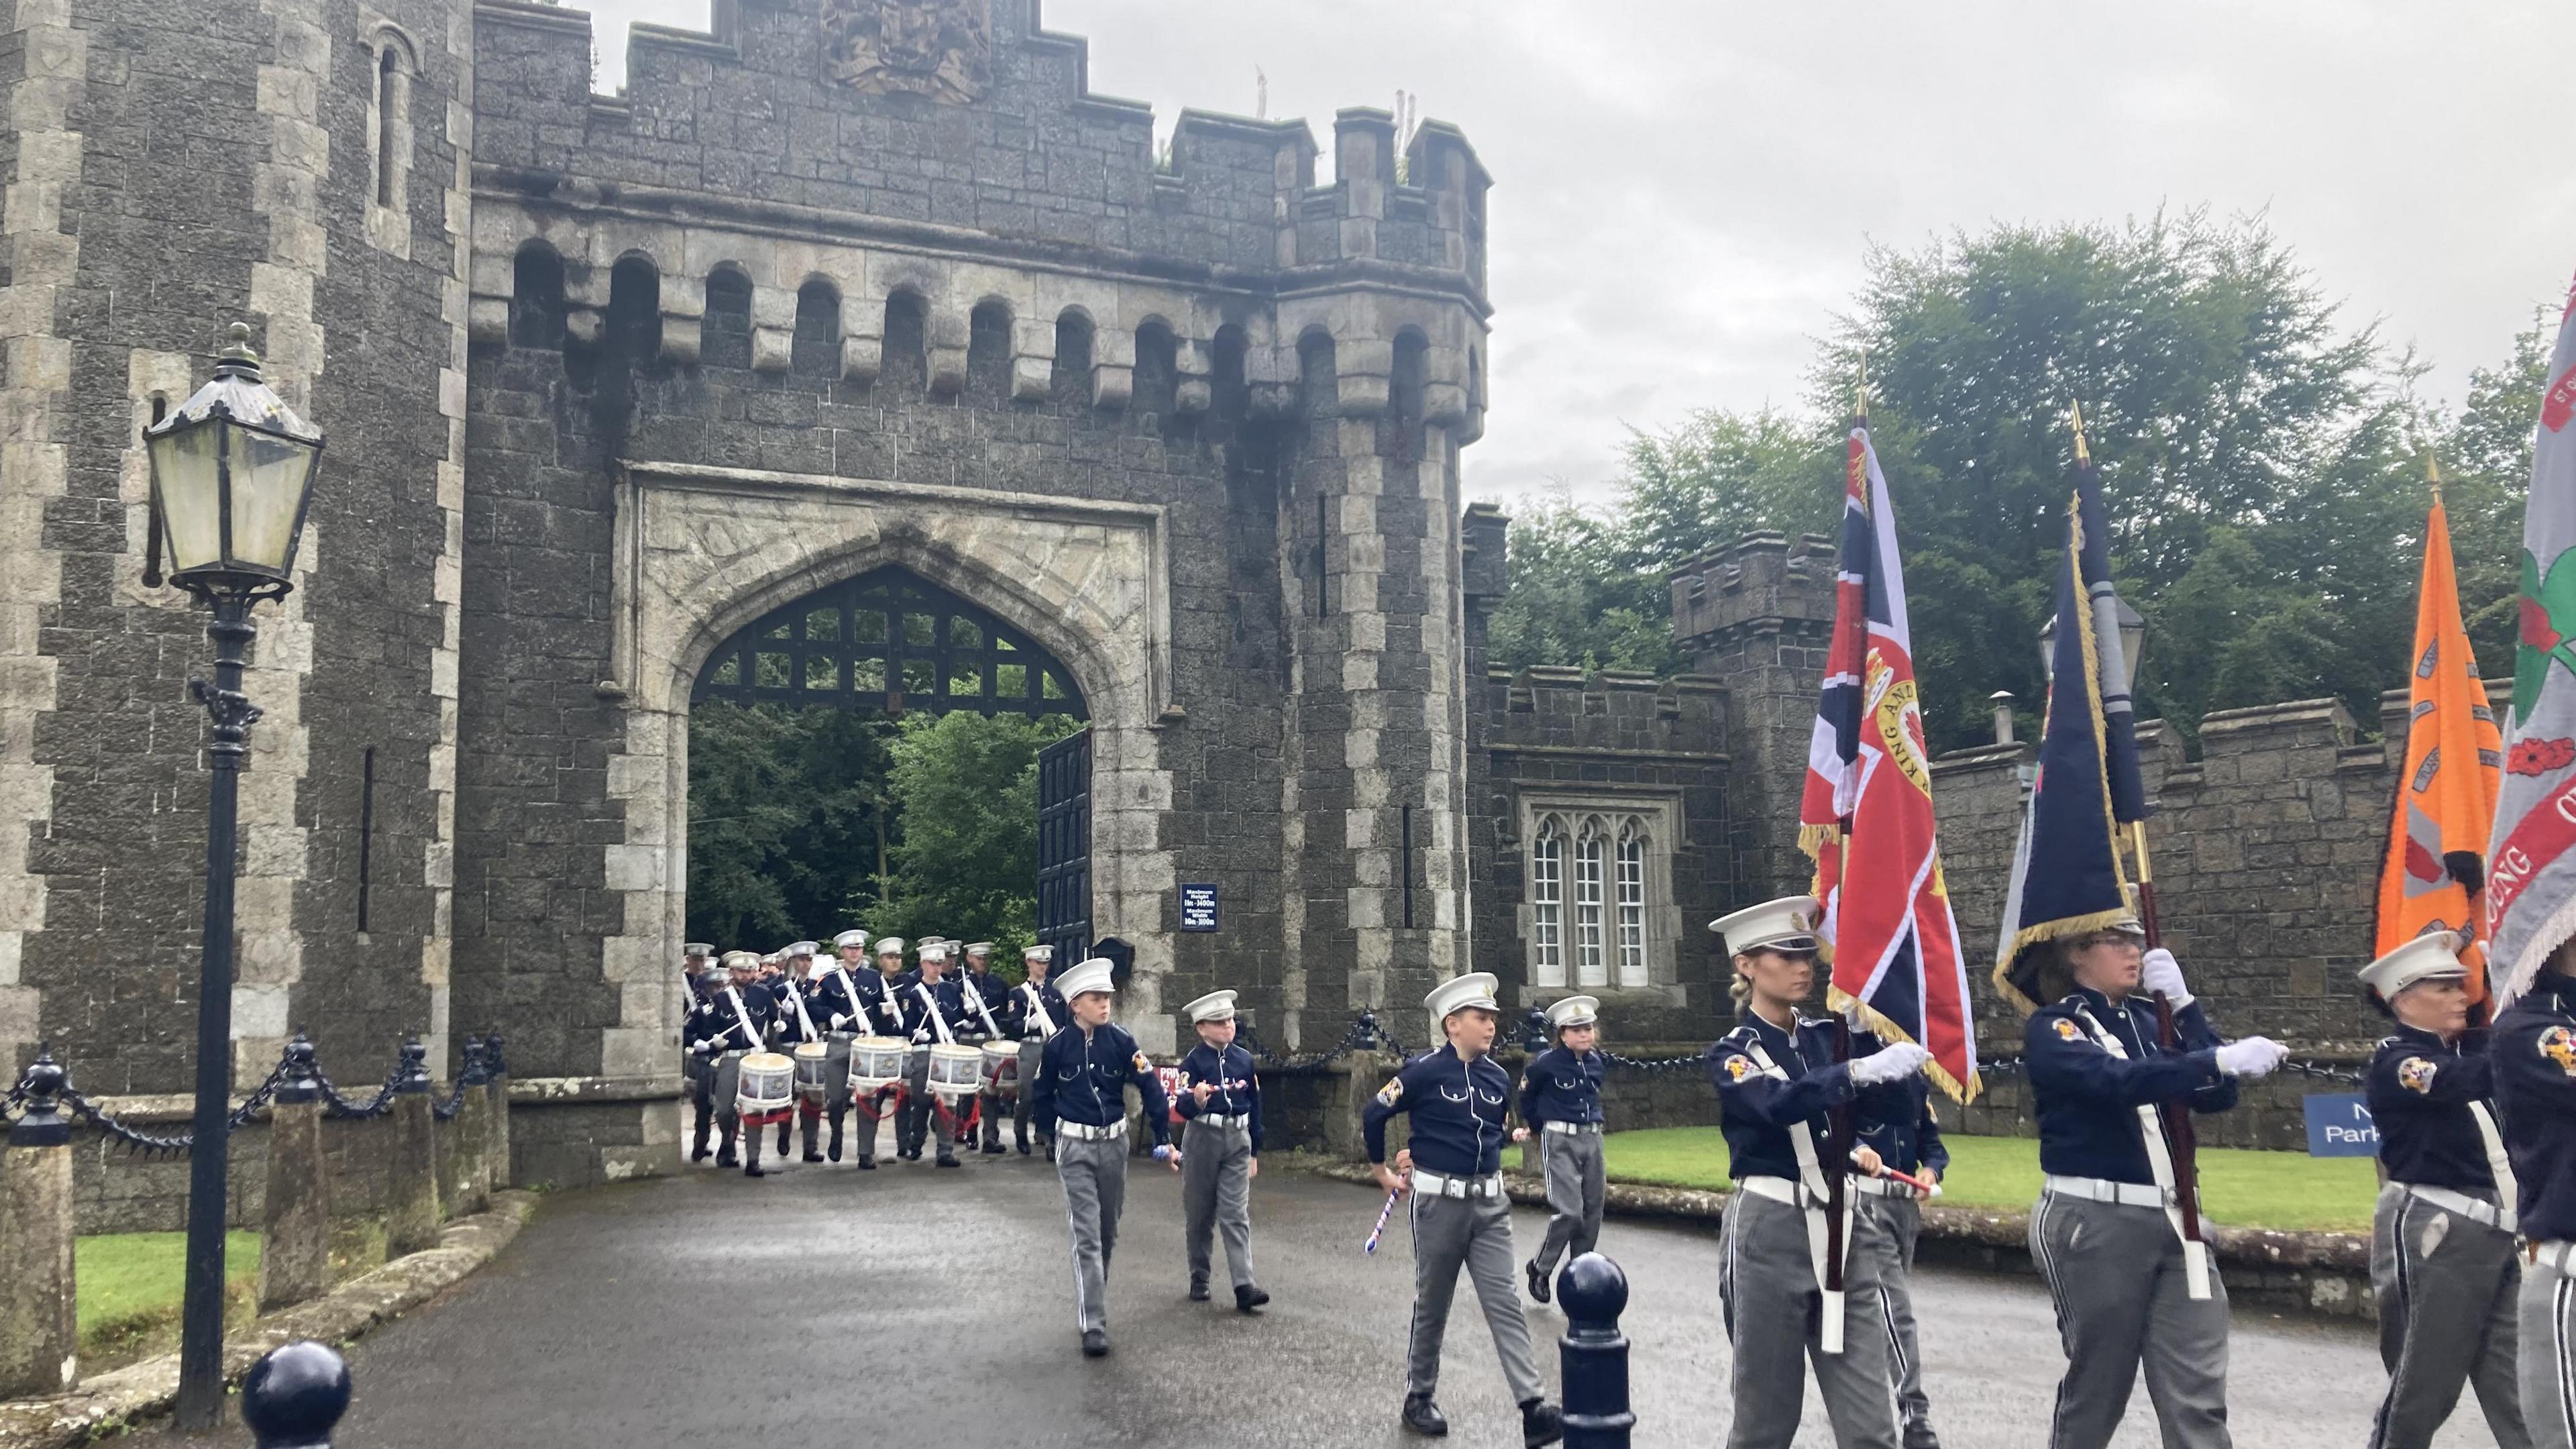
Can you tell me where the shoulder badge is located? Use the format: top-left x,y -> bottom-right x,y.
1132,1051 -> 1152,1073
1375,1077 -> 1405,1108
2397,1057 -> 2439,1095
1721,1053 -> 1753,1083
2052,1018 -> 2083,1042
2540,1026 -> 2576,1076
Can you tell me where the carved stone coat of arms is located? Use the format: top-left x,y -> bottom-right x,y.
822,0 -> 993,104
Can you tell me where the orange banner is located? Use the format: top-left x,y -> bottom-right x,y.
2377,495 -> 2504,1000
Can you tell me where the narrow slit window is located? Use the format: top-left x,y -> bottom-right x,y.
357,747 -> 376,931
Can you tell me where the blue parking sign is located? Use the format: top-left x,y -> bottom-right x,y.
2302,1093 -> 2378,1157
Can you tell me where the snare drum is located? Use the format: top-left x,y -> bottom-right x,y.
792,1041 -> 832,1101
978,1040 -> 1020,1099
927,1042 -> 983,1101
736,1051 -> 796,1126
847,1036 -> 907,1093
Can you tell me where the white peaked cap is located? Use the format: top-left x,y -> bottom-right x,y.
1424,972 -> 1501,1018
1183,989 -> 1238,1023
1546,995 -> 1600,1028
1710,896 -> 1823,955
683,943 -> 714,957
720,950 -> 761,971
874,936 -> 906,955
918,941 -> 954,961
832,930 -> 869,950
788,941 -> 818,957
2359,930 -> 2469,998
963,942 -> 994,957
1022,945 -> 1054,962
1056,957 -> 1116,999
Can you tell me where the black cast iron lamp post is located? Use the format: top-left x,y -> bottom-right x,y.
143,321 -> 323,1431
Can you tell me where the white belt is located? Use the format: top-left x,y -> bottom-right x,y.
2532,1240 -> 2576,1275
1189,1113 -> 1251,1130
1738,1174 -> 1819,1208
1056,1119 -> 1128,1142
1854,1175 -> 1927,1201
1543,1120 -> 1603,1136
1412,1169 -> 1505,1200
2400,1184 -> 2514,1234
2044,1173 -> 2171,1210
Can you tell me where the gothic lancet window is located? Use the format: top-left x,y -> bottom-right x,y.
1520,798 -> 1680,994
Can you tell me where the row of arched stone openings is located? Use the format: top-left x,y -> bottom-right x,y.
506,241 -> 1224,407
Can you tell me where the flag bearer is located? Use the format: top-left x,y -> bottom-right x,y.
1707,896 -> 1927,1449
2014,920 -> 2287,1449
1517,994 -> 1607,1306
1854,1023 -> 1951,1449
2359,931 -> 2529,1449
1175,989 -> 1267,1312
2491,936 -> 2576,1449
686,950 -> 778,1178
1364,972 -> 1564,1447
1030,955 -> 1173,1358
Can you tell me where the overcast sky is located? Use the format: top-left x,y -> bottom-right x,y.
575,1 -> 2576,507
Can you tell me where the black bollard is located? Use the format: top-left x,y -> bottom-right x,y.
241,1340 -> 350,1449
1557,1252 -> 1634,1448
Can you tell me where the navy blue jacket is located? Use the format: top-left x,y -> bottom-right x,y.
810,965 -> 899,1036
1175,1041 -> 1263,1154
1029,1021 -> 1171,1146
957,970 -> 1008,1030
1707,1012 -> 1868,1183
686,985 -> 777,1058
771,978 -> 826,1046
1517,1045 -> 1605,1127
2493,974 -> 2576,1241
998,979 -> 1068,1039
1362,1044 -> 1515,1178
2367,1025 -> 2498,1192
1857,1071 -> 1949,1179
896,973 -> 978,1042
2025,987 -> 2237,1184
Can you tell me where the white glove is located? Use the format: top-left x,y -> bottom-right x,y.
1849,1042 -> 1933,1085
688,1038 -> 712,1053
2140,947 -> 2190,1008
829,1013 -> 850,1031
2214,1036 -> 2289,1079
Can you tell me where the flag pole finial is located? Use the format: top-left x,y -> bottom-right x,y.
1856,347 -> 1870,422
2425,452 -> 2445,501
2069,400 -> 2092,465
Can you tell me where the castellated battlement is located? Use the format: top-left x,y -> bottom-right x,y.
468,0 -> 1491,432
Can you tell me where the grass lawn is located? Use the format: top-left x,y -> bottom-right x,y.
1601,1128 -> 2380,1234
76,1231 -> 262,1366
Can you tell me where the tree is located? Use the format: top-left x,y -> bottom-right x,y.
685,702 -> 900,949
1483,492 -> 1686,677
870,710 -> 1081,959
2440,309 -> 2554,684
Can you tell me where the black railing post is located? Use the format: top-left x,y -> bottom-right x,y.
241,1340 -> 351,1449
1558,1252 -> 1634,1448
176,592 -> 260,1430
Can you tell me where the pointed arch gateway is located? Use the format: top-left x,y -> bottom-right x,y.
693,566 -> 1088,719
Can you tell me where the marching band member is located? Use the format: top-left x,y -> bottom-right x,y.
2359,932 -> 2528,1449
2490,936 -> 2576,1449
686,950 -> 779,1178
809,928 -> 892,1165
847,935 -> 914,1168
1707,897 -> 1925,1449
1855,1018 -> 1951,1449
680,942 -> 716,1157
776,941 -> 831,1163
2018,918 -> 2286,1449
1364,972 -> 1564,1447
1175,989 -> 1267,1313
953,942 -> 1012,1155
1517,994 -> 1606,1307
1005,945 -> 1067,1158
1031,955 -> 1174,1358
898,939 -> 974,1166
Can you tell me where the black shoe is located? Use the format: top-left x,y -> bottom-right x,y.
802,1151 -> 825,1163
1519,1399 -> 1562,1448
935,1152 -> 961,1168
1235,1284 -> 1269,1314
1189,1275 -> 1210,1302
744,1163 -> 766,1179
827,1143 -> 843,1163
690,1143 -> 711,1163
1902,1421 -> 1942,1449
981,1142 -> 1007,1155
716,1149 -> 739,1168
1017,1140 -> 1032,1157
1080,1330 -> 1110,1358
1401,1393 -> 1448,1437
1526,1258 -> 1552,1304
857,1154 -> 875,1170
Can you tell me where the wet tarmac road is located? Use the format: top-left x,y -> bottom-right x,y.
307,1137 -> 2481,1449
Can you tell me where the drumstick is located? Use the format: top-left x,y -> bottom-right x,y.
1852,1153 -> 1943,1199
1363,1186 -> 1401,1254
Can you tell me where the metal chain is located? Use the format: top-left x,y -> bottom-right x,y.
59,1087 -> 198,1157
319,1051 -> 407,1120
1599,1049 -> 1706,1076
226,1057 -> 291,1131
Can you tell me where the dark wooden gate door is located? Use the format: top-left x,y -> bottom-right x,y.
1036,727 -> 1092,965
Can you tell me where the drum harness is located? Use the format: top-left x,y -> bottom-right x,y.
783,978 -> 822,1044
824,965 -> 867,1036
720,987 -> 762,1056
958,972 -> 1006,1039
1020,982 -> 1059,1039
912,980 -> 957,1045
1735,1035 -> 1856,1354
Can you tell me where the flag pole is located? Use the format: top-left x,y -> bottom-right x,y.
1820,353 -> 1873,1331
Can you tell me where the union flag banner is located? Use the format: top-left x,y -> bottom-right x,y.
2375,490 -> 2502,1002
2488,270 -> 2576,1004
1800,425 -> 1978,1100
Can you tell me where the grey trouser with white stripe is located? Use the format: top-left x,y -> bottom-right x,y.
1406,1186 -> 1545,1403
1534,1130 -> 1605,1277
1056,1132 -> 1128,1334
1860,1193 -> 1935,1438
2369,1185 -> 2528,1449
2029,1191 -> 2229,1449
2517,1244 -> 2576,1449
1182,1116 -> 1255,1289
1719,1185 -> 1900,1449
1013,1038 -> 1043,1145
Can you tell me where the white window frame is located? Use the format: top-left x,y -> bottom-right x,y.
1572,819 -> 1607,987
1530,825 -> 1566,987
1515,791 -> 1683,996
1615,820 -> 1648,989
